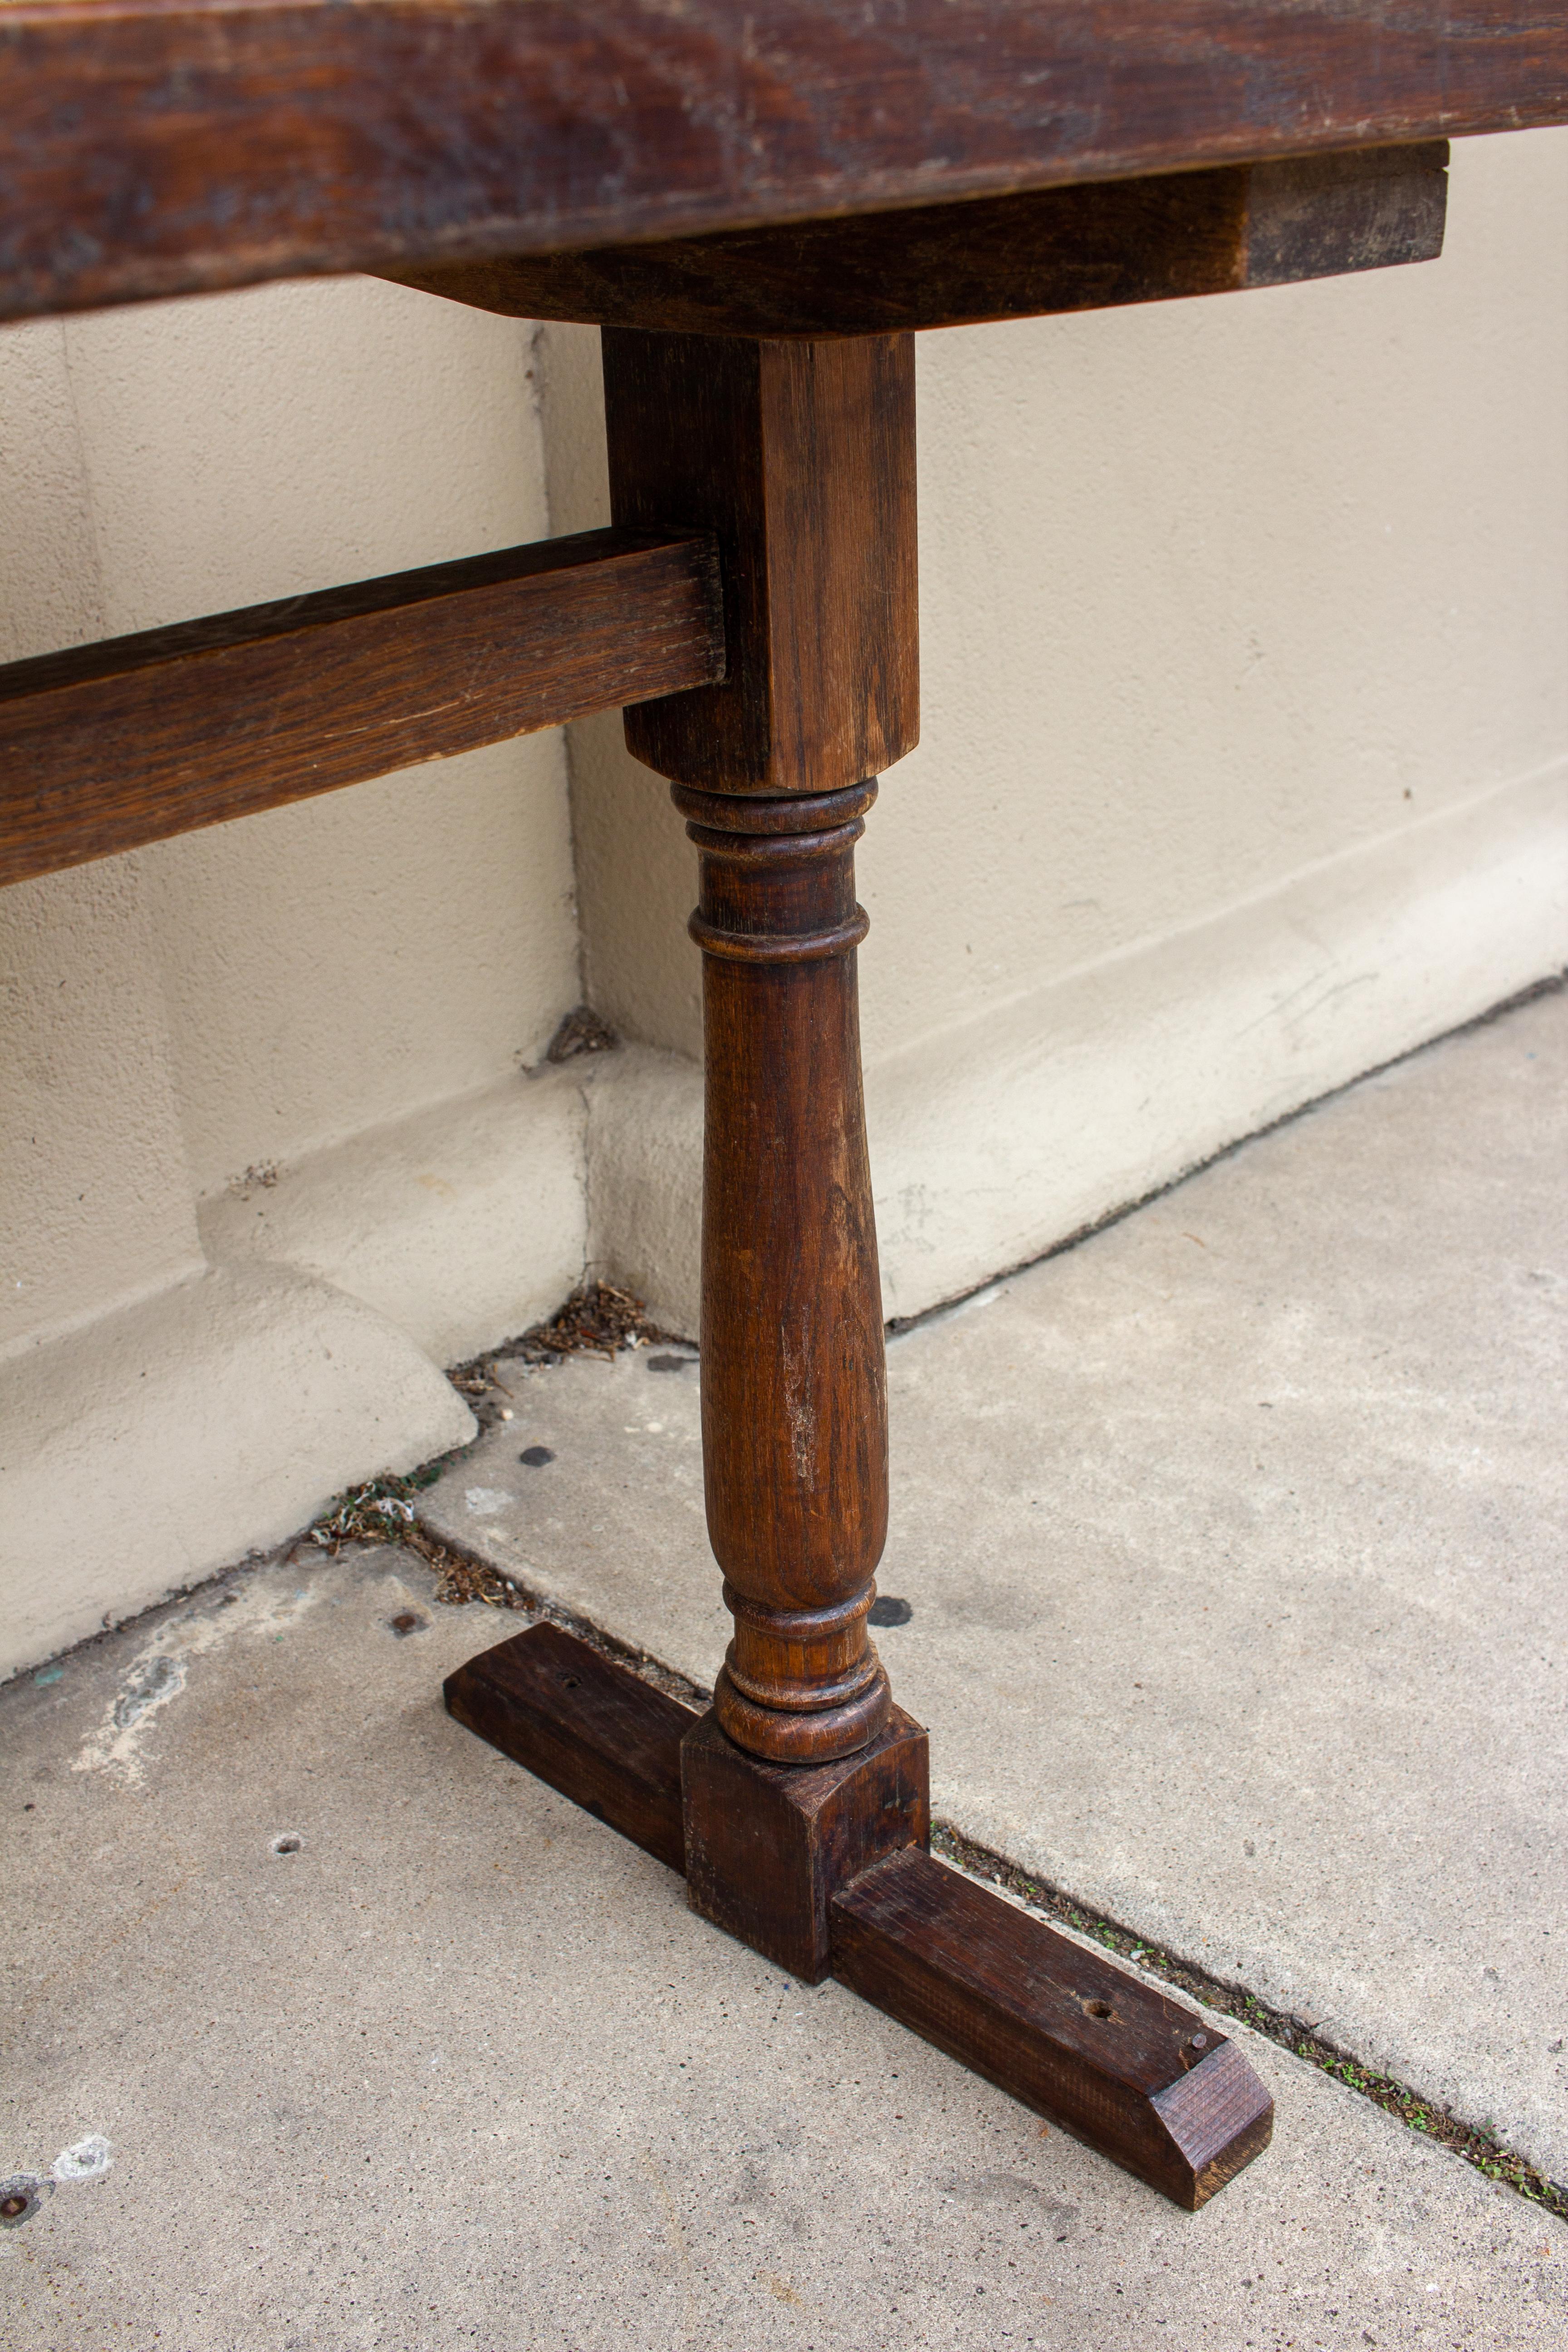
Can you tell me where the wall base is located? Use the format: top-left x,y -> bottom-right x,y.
589,756 -> 1568,1333
0,1264 -> 474,1683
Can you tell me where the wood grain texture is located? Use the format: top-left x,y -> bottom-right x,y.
0,528 -> 723,890
678,784 -> 893,1763
443,1628 -> 1271,2200
1,3 -> 1558,323
602,333 -> 916,1759
681,1704 -> 930,1982
832,1849 -> 1275,2209
443,1622 -> 693,1874
604,333 -> 917,797
391,144 -> 1449,340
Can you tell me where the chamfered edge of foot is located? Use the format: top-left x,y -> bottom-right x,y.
1152,2038 -> 1275,2210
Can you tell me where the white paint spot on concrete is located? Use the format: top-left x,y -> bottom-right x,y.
52,2137 -> 112,2183
74,1578 -> 319,1782
465,1487 -> 512,1517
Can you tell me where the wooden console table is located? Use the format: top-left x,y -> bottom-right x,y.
4,0 -> 1563,2210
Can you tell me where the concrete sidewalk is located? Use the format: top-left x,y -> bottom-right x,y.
5,984 -> 1566,2346
425,982 -> 1568,2177
4,1548 -> 1563,2350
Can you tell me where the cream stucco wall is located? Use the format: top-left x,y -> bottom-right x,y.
2,130 -> 1565,1677
559,131 -> 1568,1322
1,277 -> 585,1673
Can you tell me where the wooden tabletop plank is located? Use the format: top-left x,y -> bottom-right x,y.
1,1 -> 1562,324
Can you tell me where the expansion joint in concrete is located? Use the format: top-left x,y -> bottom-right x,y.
927,1820 -> 1568,2228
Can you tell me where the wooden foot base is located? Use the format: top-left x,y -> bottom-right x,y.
445,1625 -> 1273,2210
833,1848 -> 1273,2209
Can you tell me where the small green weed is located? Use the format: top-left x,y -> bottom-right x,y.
931,1820 -> 1567,2223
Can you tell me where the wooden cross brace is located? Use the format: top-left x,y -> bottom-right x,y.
2,142 -> 1457,2205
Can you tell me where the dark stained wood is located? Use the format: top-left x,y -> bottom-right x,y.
1243,143 -> 1449,286
604,332 -> 917,797
679,782 -> 893,1761
449,1630 -> 1270,2201
390,144 -> 1449,341
602,333 -> 917,1763
0,529 -> 723,891
1,4 -> 1560,323
832,1849 -> 1275,2209
443,1622 -> 693,1874
681,1704 -> 930,1982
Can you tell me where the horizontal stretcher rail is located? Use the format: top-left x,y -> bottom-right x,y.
0,528 -> 725,889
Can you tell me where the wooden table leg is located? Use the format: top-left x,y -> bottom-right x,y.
445,325 -> 1274,2209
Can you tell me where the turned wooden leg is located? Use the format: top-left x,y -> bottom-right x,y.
444,321 -> 1274,2206
601,322 -> 920,1779
599,325 -> 930,1961
679,778 -> 890,1763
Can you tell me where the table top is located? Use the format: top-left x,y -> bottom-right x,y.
2,1 -> 1564,323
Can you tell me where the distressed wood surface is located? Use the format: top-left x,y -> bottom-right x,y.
602,332 -> 917,1763
392,143 -> 1450,341
832,1847 -> 1276,2209
604,332 -> 918,797
445,1622 -> 1273,2204
676,779 -> 896,1764
681,1703 -> 930,1981
1,1 -> 1559,323
0,528 -> 723,889
443,1622 -> 695,1875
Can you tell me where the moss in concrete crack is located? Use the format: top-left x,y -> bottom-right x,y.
930,1820 -> 1568,2223
307,1466 -> 444,1553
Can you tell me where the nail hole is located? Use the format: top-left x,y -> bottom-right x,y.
0,2176 -> 52,2226
559,1674 -> 580,1691
388,1610 -> 425,1637
1084,1999 -> 1113,2019
270,1833 -> 303,1857
519,1446 -> 555,1467
868,1596 -> 913,1627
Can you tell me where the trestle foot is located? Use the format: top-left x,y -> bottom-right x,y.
446,1622 -> 1273,2208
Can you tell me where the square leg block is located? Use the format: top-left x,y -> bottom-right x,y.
681,1704 -> 929,1982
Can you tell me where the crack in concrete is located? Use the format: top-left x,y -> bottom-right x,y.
927,1818 -> 1568,2228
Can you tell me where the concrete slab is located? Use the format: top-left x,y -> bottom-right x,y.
422,985 -> 1568,2182
5,1547 -> 1564,2350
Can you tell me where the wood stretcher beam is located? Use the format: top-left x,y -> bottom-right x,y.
0,529 -> 723,889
